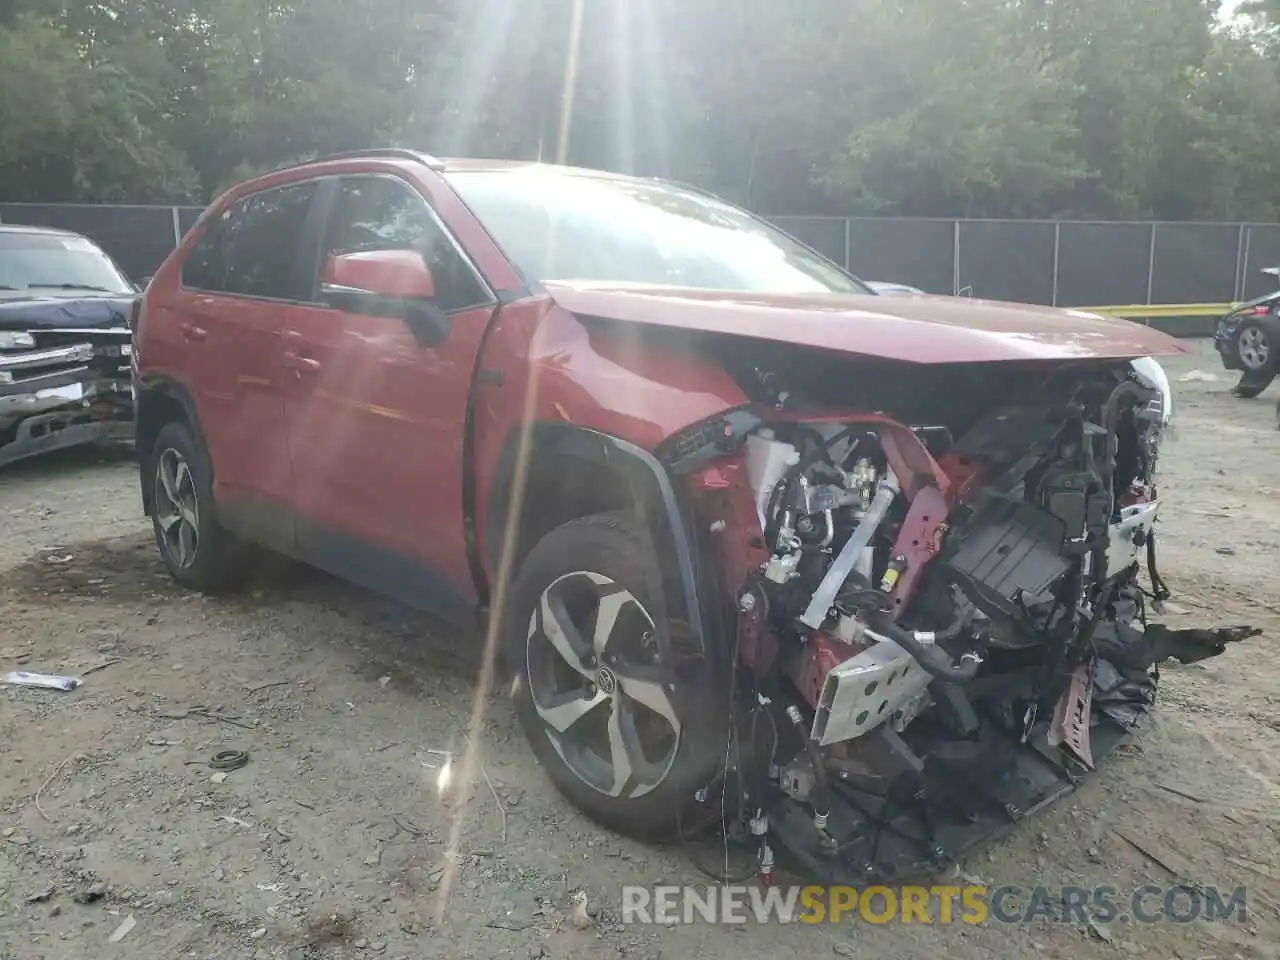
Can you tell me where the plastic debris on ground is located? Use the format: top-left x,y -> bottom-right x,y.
3,671 -> 81,691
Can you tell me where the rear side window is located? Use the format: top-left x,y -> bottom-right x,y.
181,204 -> 242,291
323,176 -> 490,313
224,181 -> 318,301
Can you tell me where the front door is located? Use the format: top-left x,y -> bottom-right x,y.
281,173 -> 497,619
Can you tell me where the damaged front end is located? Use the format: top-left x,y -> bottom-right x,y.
0,322 -> 133,468
664,352 -> 1259,884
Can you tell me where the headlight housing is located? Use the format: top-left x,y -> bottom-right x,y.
0,330 -> 36,350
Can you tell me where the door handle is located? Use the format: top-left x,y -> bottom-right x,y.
283,351 -> 321,374
180,323 -> 207,342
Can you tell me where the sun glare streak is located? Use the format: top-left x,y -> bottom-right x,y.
436,0 -> 519,156
611,0 -> 635,174
433,314 -> 551,927
634,0 -> 671,178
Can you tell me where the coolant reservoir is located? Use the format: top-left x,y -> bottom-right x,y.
745,432 -> 800,531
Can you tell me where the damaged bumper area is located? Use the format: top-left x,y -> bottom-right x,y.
0,328 -> 134,468
666,356 -> 1260,884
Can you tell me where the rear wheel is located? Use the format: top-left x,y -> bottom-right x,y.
503,511 -> 727,838
149,421 -> 246,592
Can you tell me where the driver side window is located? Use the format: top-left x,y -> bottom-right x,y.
322,175 -> 490,313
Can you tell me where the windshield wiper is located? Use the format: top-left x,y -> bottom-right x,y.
28,283 -> 116,292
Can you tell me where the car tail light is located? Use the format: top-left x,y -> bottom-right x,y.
1251,304 -> 1272,316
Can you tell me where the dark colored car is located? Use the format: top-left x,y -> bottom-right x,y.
131,149 -> 1254,883
0,224 -> 135,467
1214,268 -> 1280,398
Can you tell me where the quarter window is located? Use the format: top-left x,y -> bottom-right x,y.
323,176 -> 489,313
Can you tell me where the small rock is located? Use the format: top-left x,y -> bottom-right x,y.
364,851 -> 382,867
250,928 -> 267,940
1088,919 -> 1114,943
1,827 -> 15,838
74,882 -> 107,904
370,942 -> 388,953
210,772 -> 228,784
833,945 -> 855,957
1215,546 -> 1237,557
354,937 -> 369,949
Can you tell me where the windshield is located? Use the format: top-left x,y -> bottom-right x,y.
0,232 -> 134,294
446,167 -> 870,295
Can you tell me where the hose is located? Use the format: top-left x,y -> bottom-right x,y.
873,617 -> 982,683
785,705 -> 831,820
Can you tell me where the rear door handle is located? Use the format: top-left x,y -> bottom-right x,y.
180,323 -> 207,342
283,351 -> 321,374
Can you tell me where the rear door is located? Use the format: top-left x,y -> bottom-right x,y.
281,172 -> 497,617
178,179 -> 323,549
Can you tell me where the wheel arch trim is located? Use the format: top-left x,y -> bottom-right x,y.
483,422 -> 714,660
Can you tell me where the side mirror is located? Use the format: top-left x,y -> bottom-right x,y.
321,250 -> 448,345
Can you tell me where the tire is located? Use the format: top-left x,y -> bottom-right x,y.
503,510 -> 729,839
1234,321 -> 1275,394
1233,377 -> 1272,399
148,420 -> 246,592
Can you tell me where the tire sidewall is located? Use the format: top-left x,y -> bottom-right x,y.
502,513 -> 728,839
1236,321 -> 1277,377
148,421 -> 226,589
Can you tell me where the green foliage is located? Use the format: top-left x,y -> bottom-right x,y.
0,0 -> 1278,219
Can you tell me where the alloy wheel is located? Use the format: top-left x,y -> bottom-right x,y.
154,447 -> 200,569
525,571 -> 681,799
1240,325 -> 1271,371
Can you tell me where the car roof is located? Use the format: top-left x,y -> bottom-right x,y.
268,148 -> 657,186
0,223 -> 86,239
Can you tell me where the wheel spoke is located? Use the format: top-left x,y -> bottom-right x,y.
537,687 -> 607,733
617,669 -> 680,732
540,592 -> 593,678
156,507 -> 182,533
179,497 -> 199,530
177,521 -> 196,567
592,589 -> 632,658
159,455 -> 181,506
605,697 -> 639,797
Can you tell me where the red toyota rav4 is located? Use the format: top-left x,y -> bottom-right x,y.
132,149 -> 1254,882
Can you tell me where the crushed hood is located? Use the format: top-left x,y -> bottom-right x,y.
543,281 -> 1188,364
0,293 -> 132,330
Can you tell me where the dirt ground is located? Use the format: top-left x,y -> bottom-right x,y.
1,339 -> 1278,960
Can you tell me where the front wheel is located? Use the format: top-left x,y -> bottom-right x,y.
503,511 -> 727,839
1233,322 -> 1275,397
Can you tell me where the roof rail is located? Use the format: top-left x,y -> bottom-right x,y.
308,148 -> 445,170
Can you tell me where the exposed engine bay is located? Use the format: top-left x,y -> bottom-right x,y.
668,354 -> 1260,884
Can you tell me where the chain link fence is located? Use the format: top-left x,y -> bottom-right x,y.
3,201 -> 1277,307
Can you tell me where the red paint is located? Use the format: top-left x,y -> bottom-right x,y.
325,249 -> 436,299
542,281 -> 1188,365
788,632 -> 860,709
883,484 -> 951,621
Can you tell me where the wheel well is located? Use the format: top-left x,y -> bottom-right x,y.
505,453 -> 640,572
136,389 -> 190,514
